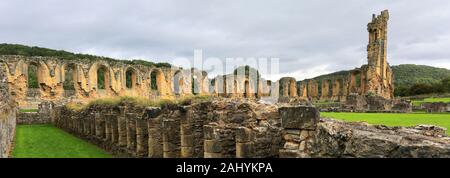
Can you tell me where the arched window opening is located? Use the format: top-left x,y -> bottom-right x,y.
27,63 -> 39,89
125,68 -> 136,89
192,75 -> 199,95
64,64 -> 75,90
173,71 -> 183,95
150,71 -> 158,91
97,67 -> 106,90
244,81 -> 249,98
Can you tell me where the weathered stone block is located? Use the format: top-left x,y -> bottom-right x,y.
204,152 -> 223,158
279,149 -> 299,158
181,146 -> 194,158
204,140 -> 222,153
180,124 -> 193,135
279,106 -> 319,130
235,127 -> 253,143
181,134 -> 194,147
236,142 -> 254,158
283,142 -> 299,150
203,125 -> 217,140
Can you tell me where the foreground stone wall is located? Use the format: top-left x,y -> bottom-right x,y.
53,99 -> 450,158
54,99 -> 283,158
279,106 -> 450,158
16,102 -> 54,124
0,63 -> 16,158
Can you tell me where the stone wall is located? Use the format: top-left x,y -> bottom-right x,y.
52,99 -> 450,158
343,94 -> 412,113
0,63 -> 16,158
423,102 -> 450,113
53,99 -> 283,158
280,106 -> 450,158
16,102 -> 54,124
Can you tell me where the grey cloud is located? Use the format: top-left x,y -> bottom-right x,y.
1,0 -> 450,81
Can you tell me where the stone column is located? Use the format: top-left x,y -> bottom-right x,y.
146,107 -> 163,158
235,127 -> 254,158
180,106 -> 194,158
203,124 -> 236,158
117,106 -> 127,147
82,115 -> 90,136
89,112 -> 96,138
126,113 -> 138,155
110,112 -> 119,144
162,117 -> 181,158
76,115 -> 83,135
279,106 -> 319,158
135,117 -> 148,157
94,112 -> 105,139
105,114 -> 113,142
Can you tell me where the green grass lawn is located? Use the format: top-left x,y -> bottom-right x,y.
19,108 -> 39,113
321,112 -> 450,135
12,125 -> 111,158
411,97 -> 450,106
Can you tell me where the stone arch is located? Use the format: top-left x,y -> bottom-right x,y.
349,70 -> 362,94
244,80 -> 250,98
233,79 -> 239,97
88,62 -> 113,95
289,79 -> 297,97
62,63 -> 79,97
214,76 -> 226,96
97,64 -> 111,90
25,61 -> 50,97
191,70 -> 203,95
201,76 -> 210,94
267,80 -> 272,96
210,78 -> 216,94
150,68 -> 165,96
27,61 -> 39,89
125,66 -> 138,89
173,70 -> 184,95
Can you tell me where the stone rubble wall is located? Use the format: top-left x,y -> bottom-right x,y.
0,63 -> 16,158
52,99 -> 450,158
279,106 -> 450,158
422,102 -> 450,113
342,94 -> 412,113
53,99 -> 283,158
16,101 -> 54,124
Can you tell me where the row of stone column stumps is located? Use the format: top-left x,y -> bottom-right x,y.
53,100 -> 450,158
54,101 -> 291,158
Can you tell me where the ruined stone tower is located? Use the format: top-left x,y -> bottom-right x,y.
365,10 -> 393,99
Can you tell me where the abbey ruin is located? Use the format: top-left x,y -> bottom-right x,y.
2,10 -> 448,158
0,10 -> 394,110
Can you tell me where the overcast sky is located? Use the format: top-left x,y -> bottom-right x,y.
1,0 -> 450,81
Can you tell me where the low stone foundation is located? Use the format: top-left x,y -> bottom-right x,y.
16,102 -> 54,125
53,99 -> 283,158
280,106 -> 450,158
423,102 -> 450,113
52,99 -> 450,158
342,94 -> 412,113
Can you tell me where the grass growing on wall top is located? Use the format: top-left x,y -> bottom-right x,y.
19,108 -> 39,113
12,125 -> 111,158
411,97 -> 450,106
65,95 -> 212,111
321,112 -> 450,135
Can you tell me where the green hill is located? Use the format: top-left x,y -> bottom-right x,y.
0,43 -> 171,68
391,64 -> 450,88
